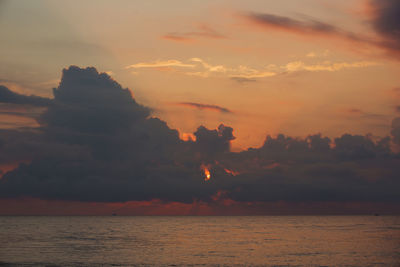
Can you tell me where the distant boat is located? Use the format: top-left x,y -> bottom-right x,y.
374,213 -> 380,216
112,213 -> 117,216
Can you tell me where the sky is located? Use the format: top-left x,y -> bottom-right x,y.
0,0 -> 399,215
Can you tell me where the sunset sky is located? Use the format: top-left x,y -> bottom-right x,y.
0,0 -> 399,215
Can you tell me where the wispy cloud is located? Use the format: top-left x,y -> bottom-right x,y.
162,25 -> 226,42
125,60 -> 195,69
367,0 -> 400,59
126,57 -> 379,82
306,50 -> 330,58
341,108 -> 387,120
230,77 -> 257,83
284,61 -> 379,72
243,12 -> 340,35
190,58 -> 227,72
175,102 -> 233,114
240,12 -> 369,45
231,70 -> 277,79
240,1 -> 400,60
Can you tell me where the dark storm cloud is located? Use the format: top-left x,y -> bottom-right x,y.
193,124 -> 235,160
0,66 -> 204,203
216,133 -> 399,203
0,85 -> 52,106
176,102 -> 233,114
0,66 -> 399,204
40,66 -> 150,134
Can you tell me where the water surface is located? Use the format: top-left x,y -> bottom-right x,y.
0,216 -> 399,266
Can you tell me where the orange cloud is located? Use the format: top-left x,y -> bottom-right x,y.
284,60 -> 379,72
126,57 -> 378,83
125,60 -> 195,69
181,132 -> 197,141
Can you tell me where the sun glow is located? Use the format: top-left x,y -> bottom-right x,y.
201,164 -> 211,181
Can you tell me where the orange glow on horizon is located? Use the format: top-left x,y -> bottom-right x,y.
0,197 -> 397,216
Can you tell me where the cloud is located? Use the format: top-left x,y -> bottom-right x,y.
284,61 -> 378,72
176,102 -> 233,114
245,12 -> 337,34
162,35 -> 193,42
306,52 -> 317,58
241,3 -> 400,59
0,85 -> 52,106
186,58 -> 277,79
368,0 -> 400,58
193,124 -> 235,161
162,25 -> 226,42
126,57 -> 377,82
230,71 -> 277,79
230,77 -> 257,83
0,103 -> 45,121
190,58 -> 227,72
343,108 -> 386,120
391,117 -> 400,144
125,60 -> 195,69
0,66 -> 399,209
242,12 -> 366,43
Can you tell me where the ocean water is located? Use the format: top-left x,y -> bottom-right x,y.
0,216 -> 399,266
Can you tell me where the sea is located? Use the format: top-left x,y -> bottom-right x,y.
0,216 -> 399,266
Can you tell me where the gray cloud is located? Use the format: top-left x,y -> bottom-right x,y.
243,12 -> 366,43
0,66 -> 399,206
0,85 -> 52,106
243,0 -> 400,59
247,12 -> 338,34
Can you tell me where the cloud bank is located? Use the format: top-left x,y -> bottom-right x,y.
0,66 -> 399,210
